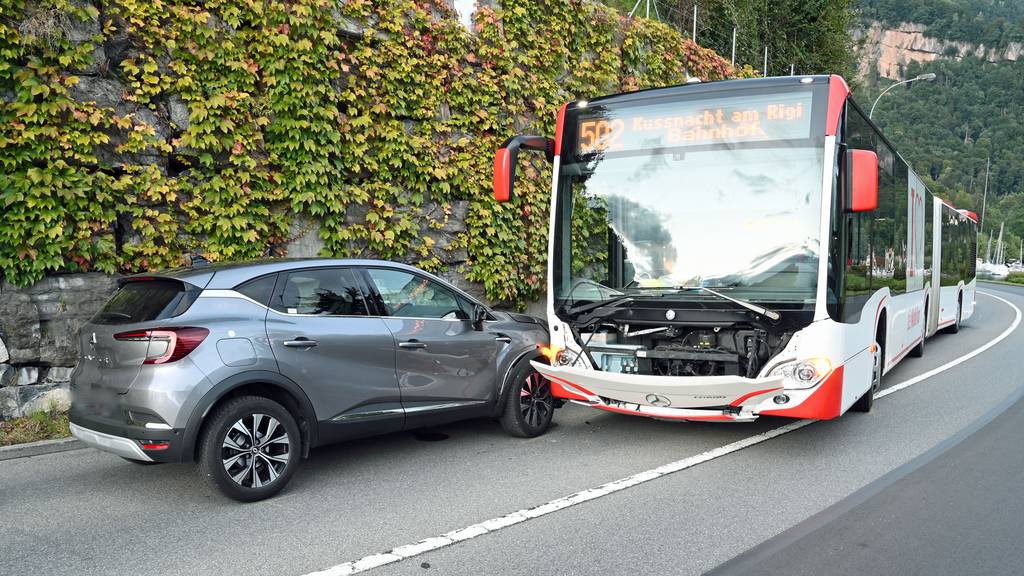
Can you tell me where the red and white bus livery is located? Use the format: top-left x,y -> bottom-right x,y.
493,75 -> 977,422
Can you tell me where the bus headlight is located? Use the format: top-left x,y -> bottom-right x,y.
538,345 -> 582,367
769,358 -> 832,389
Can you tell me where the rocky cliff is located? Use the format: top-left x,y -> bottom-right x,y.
855,20 -> 1023,79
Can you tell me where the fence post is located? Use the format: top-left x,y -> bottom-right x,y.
731,27 -> 736,65
692,5 -> 697,41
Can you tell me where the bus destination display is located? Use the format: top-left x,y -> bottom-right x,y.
575,91 -> 814,155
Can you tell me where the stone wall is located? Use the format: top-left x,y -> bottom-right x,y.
0,274 -> 118,419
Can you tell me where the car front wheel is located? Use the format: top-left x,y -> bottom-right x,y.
500,362 -> 554,438
198,396 -> 301,502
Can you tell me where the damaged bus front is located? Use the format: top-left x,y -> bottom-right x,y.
493,76 -> 904,423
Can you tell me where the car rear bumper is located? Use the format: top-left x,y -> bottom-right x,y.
532,361 -> 788,422
70,422 -> 155,462
69,409 -> 185,462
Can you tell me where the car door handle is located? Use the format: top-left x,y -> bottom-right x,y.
494,336 -> 513,343
283,339 -> 318,348
399,341 -> 428,349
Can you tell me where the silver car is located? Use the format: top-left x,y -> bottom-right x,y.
69,259 -> 554,501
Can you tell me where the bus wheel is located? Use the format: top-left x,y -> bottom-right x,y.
947,297 -> 962,334
852,341 -> 881,413
909,303 -> 926,358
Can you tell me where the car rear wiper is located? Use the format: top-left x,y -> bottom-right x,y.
678,286 -> 781,321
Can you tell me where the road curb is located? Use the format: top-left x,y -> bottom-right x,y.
0,436 -> 85,462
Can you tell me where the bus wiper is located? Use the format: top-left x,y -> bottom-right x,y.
678,286 -> 781,321
565,294 -> 633,317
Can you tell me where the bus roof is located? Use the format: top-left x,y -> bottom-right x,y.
581,75 -> 836,107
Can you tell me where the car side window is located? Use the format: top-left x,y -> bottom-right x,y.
365,269 -> 468,320
235,274 -> 278,307
274,268 -> 369,316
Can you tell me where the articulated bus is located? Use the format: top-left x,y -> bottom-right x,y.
493,75 -> 977,422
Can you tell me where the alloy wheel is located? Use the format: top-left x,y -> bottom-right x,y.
221,413 -> 291,488
519,372 -> 552,428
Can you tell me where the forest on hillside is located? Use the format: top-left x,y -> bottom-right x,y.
856,0 -> 1024,48
601,0 -> 855,77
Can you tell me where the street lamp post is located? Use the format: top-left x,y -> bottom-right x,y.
869,73 -> 937,120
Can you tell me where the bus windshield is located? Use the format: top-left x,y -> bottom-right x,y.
552,88 -> 827,308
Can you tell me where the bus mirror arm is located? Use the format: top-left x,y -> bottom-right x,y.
493,135 -> 554,202
846,148 -> 879,213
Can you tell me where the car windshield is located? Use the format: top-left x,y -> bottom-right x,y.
553,88 -> 826,308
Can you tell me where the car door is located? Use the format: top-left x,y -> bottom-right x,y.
362,267 -> 499,427
266,267 -> 403,442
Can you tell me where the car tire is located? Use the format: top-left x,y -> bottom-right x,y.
500,361 -> 554,438
851,340 -> 882,413
121,457 -> 162,465
198,395 -> 301,502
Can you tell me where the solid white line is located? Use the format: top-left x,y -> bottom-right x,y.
302,290 -> 1020,576
876,291 -> 1021,399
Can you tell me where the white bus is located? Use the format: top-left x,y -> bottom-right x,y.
493,75 -> 977,422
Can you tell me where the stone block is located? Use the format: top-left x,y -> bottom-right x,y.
0,287 -> 41,364
445,201 -> 470,232
523,298 -> 548,320
39,319 -> 81,367
19,383 -> 71,415
16,367 -> 39,386
0,387 -> 19,419
0,335 -> 7,364
0,364 -> 15,388
286,214 -> 326,258
168,94 -> 190,130
44,367 -> 75,384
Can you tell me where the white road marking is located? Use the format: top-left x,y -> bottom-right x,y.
303,291 -> 1021,576
876,291 -> 1021,399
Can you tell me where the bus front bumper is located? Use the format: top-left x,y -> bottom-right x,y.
532,362 -> 789,422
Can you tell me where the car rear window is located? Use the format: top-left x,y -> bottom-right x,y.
92,279 -> 201,325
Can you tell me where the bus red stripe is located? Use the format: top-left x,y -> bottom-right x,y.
553,103 -> 568,156
826,75 -> 849,137
729,387 -> 783,407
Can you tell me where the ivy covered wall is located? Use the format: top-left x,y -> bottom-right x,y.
1,0 -> 743,308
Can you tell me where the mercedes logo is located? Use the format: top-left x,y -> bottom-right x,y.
665,310 -> 676,320
646,394 -> 672,407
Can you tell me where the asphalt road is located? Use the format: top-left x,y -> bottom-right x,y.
1,283 -> 1022,576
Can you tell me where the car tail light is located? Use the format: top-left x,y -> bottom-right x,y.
114,327 -> 210,364
139,440 -> 170,451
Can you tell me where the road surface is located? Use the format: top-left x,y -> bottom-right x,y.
1,283 -> 1021,576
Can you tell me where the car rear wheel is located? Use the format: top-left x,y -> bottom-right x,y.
500,362 -> 554,438
198,396 -> 301,502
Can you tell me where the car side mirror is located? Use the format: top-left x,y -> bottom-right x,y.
472,305 -> 488,331
493,135 -> 554,202
846,148 -> 879,212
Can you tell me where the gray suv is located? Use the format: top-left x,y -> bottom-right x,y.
70,259 -> 554,501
